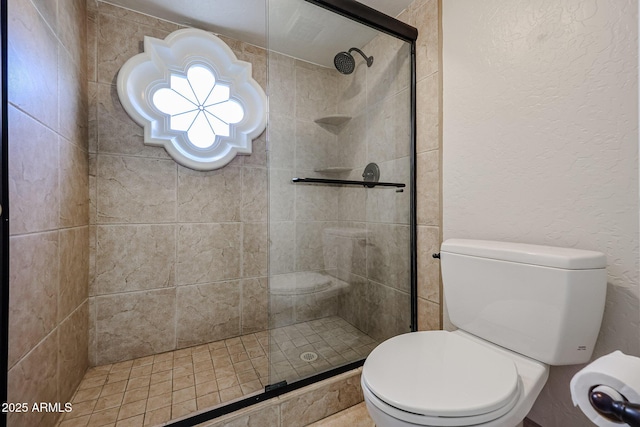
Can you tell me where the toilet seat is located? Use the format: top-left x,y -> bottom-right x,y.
362,377 -> 522,427
362,331 -> 522,426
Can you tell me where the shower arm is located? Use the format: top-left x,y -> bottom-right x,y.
348,47 -> 373,66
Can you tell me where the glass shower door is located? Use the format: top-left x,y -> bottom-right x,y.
266,0 -> 413,387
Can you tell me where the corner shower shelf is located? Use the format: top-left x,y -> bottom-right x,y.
292,177 -> 405,189
313,167 -> 352,174
313,115 -> 352,126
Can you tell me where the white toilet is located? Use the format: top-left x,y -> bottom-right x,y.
361,239 -> 608,427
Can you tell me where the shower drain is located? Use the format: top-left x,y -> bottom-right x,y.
300,351 -> 318,362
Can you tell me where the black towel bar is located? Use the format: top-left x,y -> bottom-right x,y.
292,177 -> 405,188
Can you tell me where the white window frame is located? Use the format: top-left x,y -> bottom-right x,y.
117,28 -> 267,171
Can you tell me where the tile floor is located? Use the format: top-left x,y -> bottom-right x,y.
309,402 -> 374,427
58,316 -> 378,427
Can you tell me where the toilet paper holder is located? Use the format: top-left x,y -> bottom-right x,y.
590,386 -> 640,426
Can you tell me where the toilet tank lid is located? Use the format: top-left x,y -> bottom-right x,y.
441,239 -> 606,270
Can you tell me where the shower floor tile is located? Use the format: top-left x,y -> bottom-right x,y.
269,316 -> 378,385
59,317 -> 377,427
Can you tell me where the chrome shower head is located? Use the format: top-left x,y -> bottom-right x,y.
333,48 -> 373,75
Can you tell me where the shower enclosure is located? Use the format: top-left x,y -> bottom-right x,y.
2,0 -> 417,426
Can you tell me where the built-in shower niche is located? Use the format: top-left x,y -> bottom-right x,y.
313,115 -> 353,175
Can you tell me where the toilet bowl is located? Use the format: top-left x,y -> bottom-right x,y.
361,239 -> 608,427
361,330 -> 548,427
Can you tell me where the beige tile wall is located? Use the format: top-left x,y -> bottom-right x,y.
7,0 -> 90,425
401,0 -> 442,331
268,54 -> 335,329
87,1 -> 269,366
268,53 -> 342,306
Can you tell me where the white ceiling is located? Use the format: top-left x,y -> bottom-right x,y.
104,0 -> 414,67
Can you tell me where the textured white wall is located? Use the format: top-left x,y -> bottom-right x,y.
442,1 -> 639,426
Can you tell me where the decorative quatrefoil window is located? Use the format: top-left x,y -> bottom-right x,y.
117,28 -> 267,171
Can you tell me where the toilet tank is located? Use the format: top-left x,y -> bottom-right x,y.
440,239 -> 607,365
